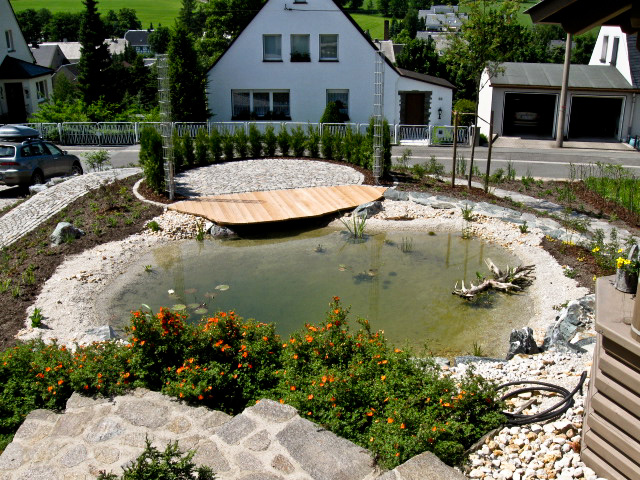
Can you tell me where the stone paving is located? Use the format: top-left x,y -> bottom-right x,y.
0,389 -> 463,480
0,169 -> 140,248
174,159 -> 364,197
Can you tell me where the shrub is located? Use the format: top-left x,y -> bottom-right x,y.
138,127 -> 165,193
321,101 -> 347,123
97,438 -> 215,480
290,126 -> 306,157
209,128 -> 222,163
333,134 -> 344,161
248,124 -> 263,158
172,130 -> 185,170
194,129 -> 209,166
321,128 -> 334,159
367,118 -> 392,176
233,128 -> 249,158
453,99 -> 476,126
182,133 -> 195,168
221,131 -> 235,162
277,127 -> 291,157
307,124 -> 321,157
264,125 -> 278,157
83,150 -> 111,171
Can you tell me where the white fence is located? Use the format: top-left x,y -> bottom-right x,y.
22,122 -> 472,147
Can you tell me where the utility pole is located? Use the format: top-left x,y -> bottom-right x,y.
451,111 -> 458,188
556,33 -> 572,148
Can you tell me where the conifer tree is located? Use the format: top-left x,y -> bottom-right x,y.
77,0 -> 110,105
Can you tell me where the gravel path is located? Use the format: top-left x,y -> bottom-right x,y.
0,168 -> 140,248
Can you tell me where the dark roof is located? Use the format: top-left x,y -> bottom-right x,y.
626,33 -> 640,88
396,68 -> 455,89
526,0 -> 640,35
490,62 -> 635,90
207,0 -> 454,89
124,30 -> 151,47
30,44 -> 67,68
0,55 -> 53,80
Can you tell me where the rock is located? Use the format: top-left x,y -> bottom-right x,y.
454,356 -> 504,366
542,296 -> 594,351
209,224 -> 236,238
384,189 -> 409,201
353,200 -> 382,218
430,202 -> 456,209
50,222 -> 85,246
29,184 -> 48,194
85,325 -> 119,341
506,327 -> 540,360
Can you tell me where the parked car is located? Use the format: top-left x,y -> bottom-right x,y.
0,125 -> 83,187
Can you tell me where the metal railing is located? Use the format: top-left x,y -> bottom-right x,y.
21,121 -> 472,146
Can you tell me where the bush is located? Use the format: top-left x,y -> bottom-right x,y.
307,124 -> 321,157
290,126 -> 306,157
333,134 -> 344,161
83,150 -> 111,171
194,129 -> 209,166
454,99 -> 476,126
209,128 -> 222,163
182,133 -> 195,168
221,131 -> 235,162
97,438 -> 215,480
321,101 -> 347,123
264,126 -> 278,157
138,127 -> 165,193
233,128 -> 249,158
172,131 -> 185,170
248,124 -> 263,158
277,127 -> 291,156
321,128 -> 334,159
367,118 -> 392,176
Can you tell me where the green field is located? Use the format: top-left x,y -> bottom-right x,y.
10,0 -> 182,29
349,13 -> 392,40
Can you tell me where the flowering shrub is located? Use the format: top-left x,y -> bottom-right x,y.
268,298 -> 505,467
0,300 -> 505,467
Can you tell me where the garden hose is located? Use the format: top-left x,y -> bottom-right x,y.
497,371 -> 587,426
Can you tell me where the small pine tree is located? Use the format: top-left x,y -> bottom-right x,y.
233,128 -> 249,158
277,128 -> 291,156
221,131 -> 234,161
321,129 -> 334,159
138,127 -> 164,194
172,130 -> 185,170
263,126 -> 277,157
77,0 -> 111,105
306,124 -> 321,158
209,128 -> 222,163
182,132 -> 195,168
248,124 -> 263,158
194,128 -> 209,165
290,126 -> 306,157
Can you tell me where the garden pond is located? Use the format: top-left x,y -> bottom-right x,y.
99,227 -> 533,356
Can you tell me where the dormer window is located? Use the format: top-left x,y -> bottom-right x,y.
291,34 -> 310,62
263,34 -> 282,61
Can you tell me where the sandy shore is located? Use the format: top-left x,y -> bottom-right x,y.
18,200 -> 589,348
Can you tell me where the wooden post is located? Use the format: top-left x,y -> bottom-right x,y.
484,110 -> 494,193
451,111 -> 458,188
556,33 -> 572,148
468,117 -> 477,189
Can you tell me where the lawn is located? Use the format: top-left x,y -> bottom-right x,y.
349,12 -> 392,40
10,0 -> 181,30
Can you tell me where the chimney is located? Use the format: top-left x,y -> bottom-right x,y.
384,20 -> 390,41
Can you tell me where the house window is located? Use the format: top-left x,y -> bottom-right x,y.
319,34 -> 338,61
612,37 -> 620,66
5,30 -> 14,52
291,34 -> 310,62
326,89 -> 349,120
36,80 -> 48,102
231,90 -> 290,119
600,35 -> 609,63
263,35 -> 282,61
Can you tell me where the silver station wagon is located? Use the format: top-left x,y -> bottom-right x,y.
0,125 -> 83,187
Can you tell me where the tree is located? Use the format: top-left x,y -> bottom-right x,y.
572,33 -> 597,64
168,23 -> 208,121
395,37 -> 444,77
149,25 -> 171,54
16,9 -> 41,44
77,0 -> 111,104
42,12 -> 83,42
403,9 -> 420,39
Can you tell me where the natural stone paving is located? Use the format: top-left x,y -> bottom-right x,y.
174,159 -> 364,197
0,389 -> 463,480
0,168 -> 140,248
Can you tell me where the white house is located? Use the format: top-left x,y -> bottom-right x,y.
206,0 -> 454,126
0,0 -> 53,123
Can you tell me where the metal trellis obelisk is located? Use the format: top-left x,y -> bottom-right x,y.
157,54 -> 175,200
373,50 -> 385,183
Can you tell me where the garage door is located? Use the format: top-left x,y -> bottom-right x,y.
568,96 -> 623,139
503,92 -> 557,138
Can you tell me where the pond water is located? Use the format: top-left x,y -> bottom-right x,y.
100,228 -> 533,357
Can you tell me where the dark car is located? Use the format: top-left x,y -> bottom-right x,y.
0,125 -> 83,187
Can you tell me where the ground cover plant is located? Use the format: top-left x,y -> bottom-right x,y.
0,299 -> 506,468
0,176 -> 162,351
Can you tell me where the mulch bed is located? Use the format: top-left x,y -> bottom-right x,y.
0,175 -> 162,351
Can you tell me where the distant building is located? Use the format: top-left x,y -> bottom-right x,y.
30,44 -> 68,70
124,30 -> 151,54
37,39 -> 125,64
418,5 -> 467,32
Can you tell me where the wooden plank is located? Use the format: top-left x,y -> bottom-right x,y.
583,429 -> 640,480
588,412 -> 640,470
591,392 -> 640,443
168,185 -> 387,225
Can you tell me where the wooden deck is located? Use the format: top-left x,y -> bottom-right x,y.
168,185 -> 387,225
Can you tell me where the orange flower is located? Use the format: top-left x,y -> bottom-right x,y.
395,452 -> 400,457
387,418 -> 394,424
293,354 -> 298,360
83,385 -> 89,390
198,395 -> 204,400
290,385 -> 296,391
279,398 -> 285,404
47,386 -> 53,392
57,379 -> 64,385
45,367 -> 51,372
432,426 -> 437,431
305,335 -> 313,343
263,336 -> 268,341
400,423 -> 406,429
334,309 -> 340,314
308,394 -> 314,400
380,375 -> 386,381
366,412 -> 373,417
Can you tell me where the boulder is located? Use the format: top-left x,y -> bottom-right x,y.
85,325 -> 119,341
506,327 -> 539,360
542,295 -> 594,351
353,200 -> 382,218
384,189 -> 409,201
50,222 -> 85,246
209,224 -> 237,238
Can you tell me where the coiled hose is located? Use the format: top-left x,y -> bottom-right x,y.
497,371 -> 588,426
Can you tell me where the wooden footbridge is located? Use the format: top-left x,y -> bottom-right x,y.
168,185 -> 387,226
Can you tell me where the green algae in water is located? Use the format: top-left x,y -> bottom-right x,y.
102,228 -> 533,357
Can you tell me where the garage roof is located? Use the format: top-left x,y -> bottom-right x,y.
490,62 -> 636,90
